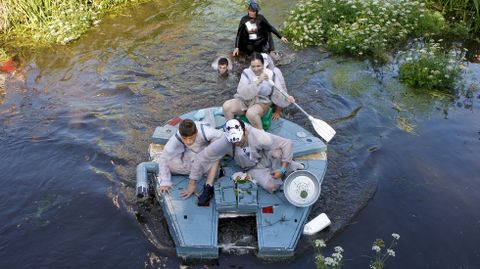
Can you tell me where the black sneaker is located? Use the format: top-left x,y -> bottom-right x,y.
197,184 -> 214,207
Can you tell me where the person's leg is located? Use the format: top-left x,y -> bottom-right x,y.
245,43 -> 255,55
205,160 -> 220,186
222,98 -> 245,120
167,156 -> 191,175
249,168 -> 281,193
198,160 -> 221,206
245,103 -> 268,129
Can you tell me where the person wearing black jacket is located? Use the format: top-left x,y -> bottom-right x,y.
232,1 -> 288,57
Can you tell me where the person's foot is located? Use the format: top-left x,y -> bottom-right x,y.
197,184 -> 214,207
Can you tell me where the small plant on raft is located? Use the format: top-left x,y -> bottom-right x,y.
313,233 -> 400,269
282,0 -> 467,61
398,38 -> 466,92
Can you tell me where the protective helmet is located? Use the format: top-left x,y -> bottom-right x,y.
224,119 -> 244,143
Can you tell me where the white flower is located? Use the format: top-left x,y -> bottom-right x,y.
334,246 -> 344,253
387,248 -> 396,256
315,239 -> 326,248
372,245 -> 381,252
332,252 -> 343,260
324,257 -> 335,266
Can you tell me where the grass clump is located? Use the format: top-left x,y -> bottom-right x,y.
431,0 -> 480,32
283,0 -> 465,61
313,233 -> 401,269
398,38 -> 466,92
0,47 -> 8,62
0,0 -> 144,46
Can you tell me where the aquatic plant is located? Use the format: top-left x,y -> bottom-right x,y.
283,0 -> 466,61
369,233 -> 400,269
313,233 -> 400,269
398,38 -> 466,92
431,0 -> 480,32
314,239 -> 343,269
0,0 -> 145,46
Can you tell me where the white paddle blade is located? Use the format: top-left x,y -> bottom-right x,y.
309,116 -> 336,142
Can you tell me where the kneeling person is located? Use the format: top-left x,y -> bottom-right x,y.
190,119 -> 303,193
157,119 -> 223,206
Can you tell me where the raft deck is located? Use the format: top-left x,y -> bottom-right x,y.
148,107 -> 327,259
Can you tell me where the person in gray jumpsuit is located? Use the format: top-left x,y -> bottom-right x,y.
156,119 -> 223,205
189,119 -> 304,193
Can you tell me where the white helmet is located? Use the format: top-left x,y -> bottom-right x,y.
224,119 -> 244,143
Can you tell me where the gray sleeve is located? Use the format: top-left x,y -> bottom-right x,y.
274,134 -> 294,162
235,71 -> 257,101
157,135 -> 184,186
189,138 -> 232,181
273,68 -> 287,94
256,129 -> 293,163
204,125 -> 224,142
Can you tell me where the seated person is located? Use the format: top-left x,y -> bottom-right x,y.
222,52 -> 294,130
157,119 -> 223,206
190,119 -> 304,193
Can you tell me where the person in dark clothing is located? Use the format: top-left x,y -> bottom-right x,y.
232,0 -> 288,57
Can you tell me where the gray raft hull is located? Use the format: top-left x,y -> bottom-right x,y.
141,107 -> 327,260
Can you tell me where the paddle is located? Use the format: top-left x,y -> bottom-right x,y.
268,80 -> 336,142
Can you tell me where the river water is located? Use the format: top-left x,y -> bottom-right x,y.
1,0 -> 479,268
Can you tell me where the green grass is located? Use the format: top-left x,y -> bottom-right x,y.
0,47 -> 8,62
398,39 -> 465,92
283,0 -> 469,61
432,0 -> 480,32
0,0 -> 144,47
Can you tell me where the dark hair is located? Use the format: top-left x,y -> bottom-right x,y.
238,119 -> 246,130
218,58 -> 228,66
179,119 -> 197,137
235,119 -> 246,131
250,52 -> 264,64
248,0 -> 260,12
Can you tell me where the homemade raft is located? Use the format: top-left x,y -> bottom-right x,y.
136,107 -> 327,260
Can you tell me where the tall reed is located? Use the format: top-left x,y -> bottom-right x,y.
1,0 -> 142,46
432,0 -> 480,32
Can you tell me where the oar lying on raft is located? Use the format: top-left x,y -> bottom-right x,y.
268,80 -> 336,143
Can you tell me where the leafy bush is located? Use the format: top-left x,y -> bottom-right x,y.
431,0 -> 480,33
0,47 -> 8,62
283,0 -> 465,60
1,0 -> 143,45
398,39 -> 465,92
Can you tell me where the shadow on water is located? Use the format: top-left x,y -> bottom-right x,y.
1,0 -> 479,268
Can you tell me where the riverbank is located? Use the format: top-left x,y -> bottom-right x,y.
0,0 -> 147,58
